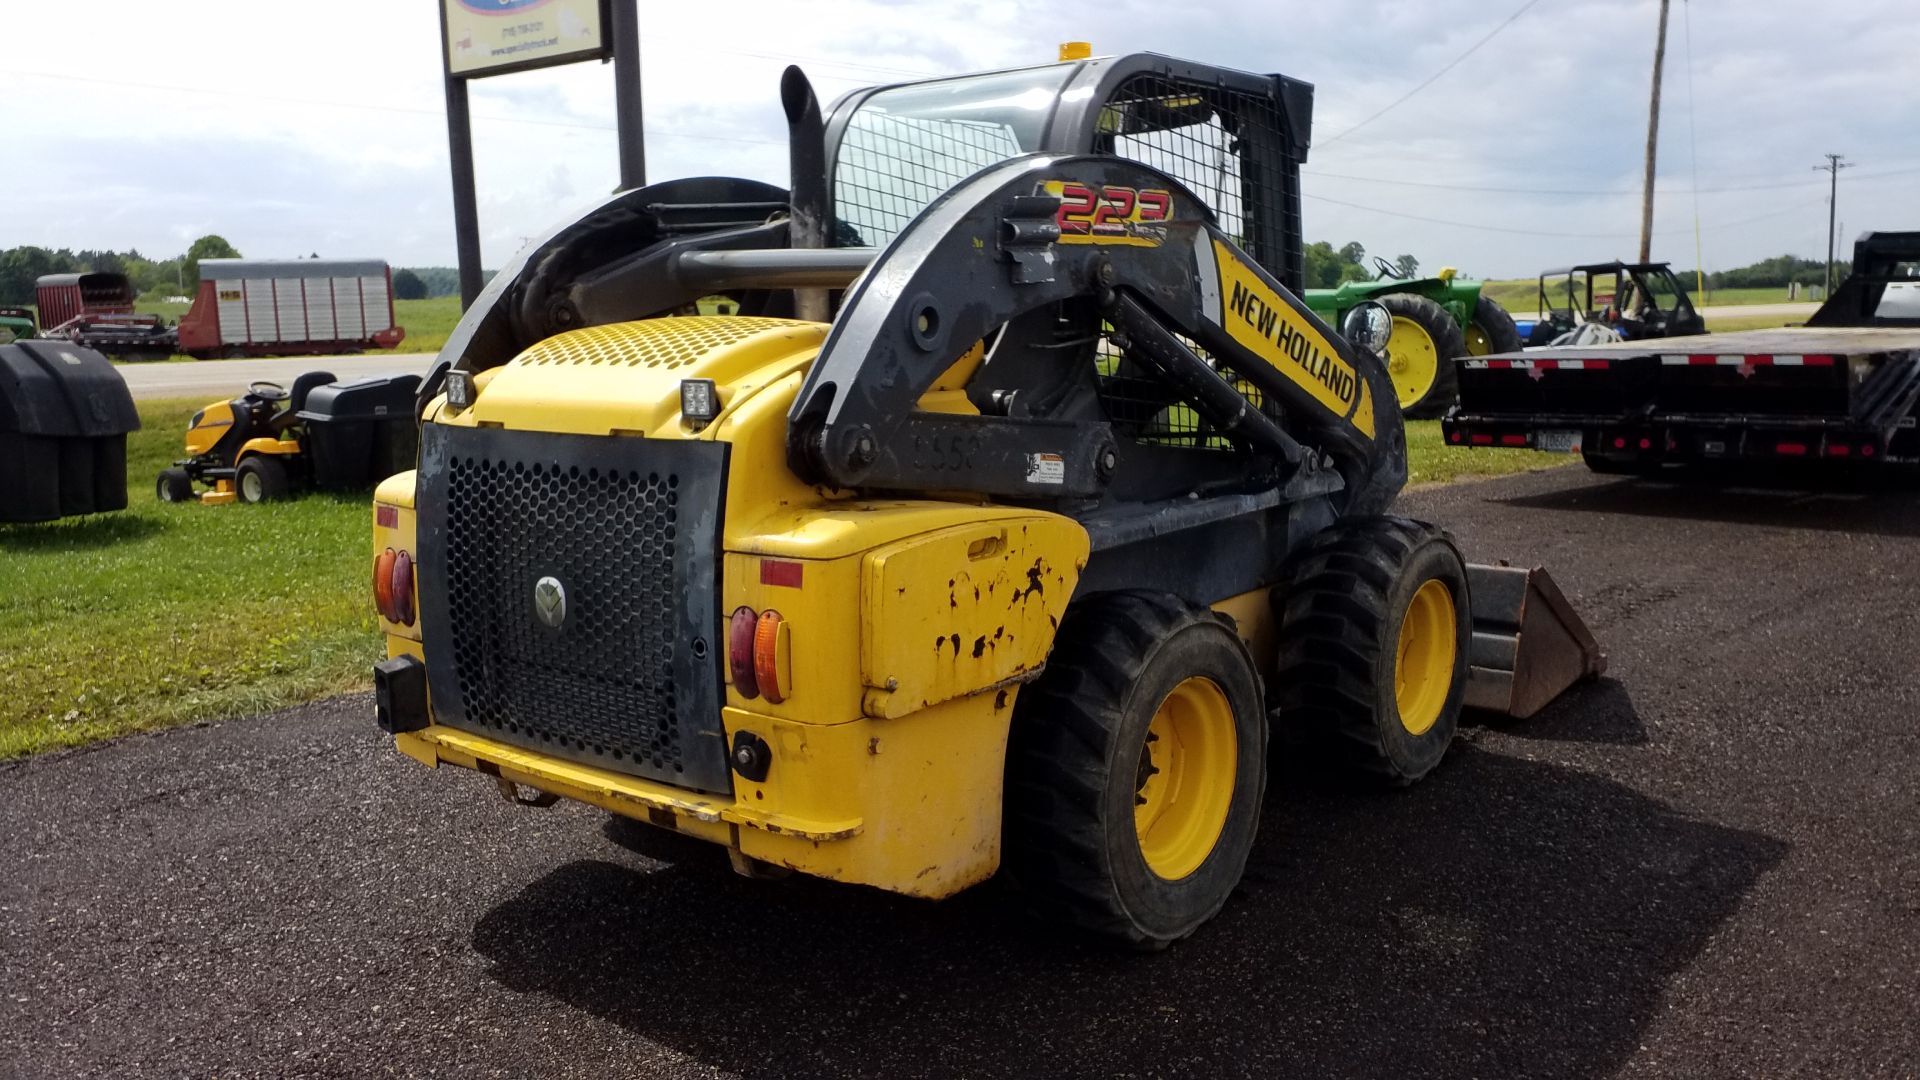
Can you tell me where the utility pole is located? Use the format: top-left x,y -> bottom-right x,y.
1815,153 -> 1852,295
609,0 -> 646,190
1637,0 -> 1671,264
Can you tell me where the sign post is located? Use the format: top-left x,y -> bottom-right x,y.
440,0 -> 637,309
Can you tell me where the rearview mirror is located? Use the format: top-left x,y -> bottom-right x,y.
1341,301 -> 1393,355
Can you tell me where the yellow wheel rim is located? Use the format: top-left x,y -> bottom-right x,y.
1394,579 -> 1457,736
1133,676 -> 1237,881
1386,316 -> 1440,408
1464,322 -> 1493,356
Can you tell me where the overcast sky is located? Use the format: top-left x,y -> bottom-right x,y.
4,0 -> 1917,279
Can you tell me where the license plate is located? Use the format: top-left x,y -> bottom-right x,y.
1537,429 -> 1581,453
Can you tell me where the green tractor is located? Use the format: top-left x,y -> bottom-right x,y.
0,307 -> 35,345
1304,261 -> 1523,418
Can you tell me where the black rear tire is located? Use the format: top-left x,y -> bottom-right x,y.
1274,517 -> 1470,786
236,456 -> 290,503
1004,591 -> 1267,948
156,468 -> 194,503
1467,295 -> 1525,355
1379,293 -> 1467,420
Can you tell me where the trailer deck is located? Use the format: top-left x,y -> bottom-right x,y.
1443,234 -> 1920,471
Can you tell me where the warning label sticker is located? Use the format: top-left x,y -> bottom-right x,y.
1026,453 -> 1066,485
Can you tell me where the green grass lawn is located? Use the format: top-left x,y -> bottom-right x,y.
0,399 -> 376,758
0,406 -> 1558,759
1406,419 -> 1565,485
1478,279 -> 1802,316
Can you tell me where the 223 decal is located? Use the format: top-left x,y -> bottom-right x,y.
1043,181 -> 1174,247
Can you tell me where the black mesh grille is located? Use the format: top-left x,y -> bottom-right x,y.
418,425 -> 732,794
1092,76 -> 1298,450
1096,74 -> 1302,287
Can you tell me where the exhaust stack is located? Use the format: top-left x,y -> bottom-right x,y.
781,66 -> 830,323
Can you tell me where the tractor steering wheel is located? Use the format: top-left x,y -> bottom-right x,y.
1373,256 -> 1404,280
248,380 -> 289,402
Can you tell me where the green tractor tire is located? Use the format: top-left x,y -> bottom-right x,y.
1378,293 -> 1467,419
1463,295 -> 1525,357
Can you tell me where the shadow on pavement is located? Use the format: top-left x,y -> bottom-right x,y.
1469,677 -> 1649,747
472,745 -> 1784,1079
1494,467 -> 1920,539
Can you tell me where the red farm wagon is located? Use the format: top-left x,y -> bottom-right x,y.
176,258 -> 407,359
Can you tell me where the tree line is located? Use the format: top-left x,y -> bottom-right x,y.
0,241 -> 471,306
1669,254 -> 1846,292
0,236 -> 1848,308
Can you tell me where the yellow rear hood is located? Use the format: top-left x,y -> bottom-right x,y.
442,316 -> 827,438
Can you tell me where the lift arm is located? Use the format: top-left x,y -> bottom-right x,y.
785,154 -> 1405,511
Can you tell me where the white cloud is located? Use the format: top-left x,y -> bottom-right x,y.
1,0 -> 1916,278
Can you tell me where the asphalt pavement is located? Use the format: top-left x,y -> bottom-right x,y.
117,354 -> 434,402
3,464 -> 1918,1078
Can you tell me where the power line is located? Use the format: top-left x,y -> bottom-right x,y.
1300,163 -> 1920,197
1319,0 -> 1547,146
1303,190 -> 1819,240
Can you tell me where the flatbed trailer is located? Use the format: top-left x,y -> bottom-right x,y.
1443,232 -> 1920,471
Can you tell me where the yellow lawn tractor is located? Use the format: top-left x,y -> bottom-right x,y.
159,371 -> 420,504
372,51 -> 1603,947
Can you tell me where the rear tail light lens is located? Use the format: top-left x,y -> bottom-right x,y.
374,548 -> 396,619
754,610 -> 789,704
729,606 -> 761,697
373,547 -> 415,626
389,551 -> 414,626
728,607 -> 793,702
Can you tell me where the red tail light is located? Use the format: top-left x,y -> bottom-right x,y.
373,547 -> 415,626
1776,442 -> 1808,457
389,551 -> 414,626
729,606 -> 761,698
374,548 -> 396,619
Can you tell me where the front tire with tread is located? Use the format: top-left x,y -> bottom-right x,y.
1274,516 -> 1470,786
236,456 -> 290,503
1467,294 -> 1525,356
1004,591 -> 1267,949
1379,293 -> 1467,419
156,468 -> 194,503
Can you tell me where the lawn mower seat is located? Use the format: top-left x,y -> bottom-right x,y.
272,371 -> 336,434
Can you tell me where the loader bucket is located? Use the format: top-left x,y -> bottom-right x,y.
1463,564 -> 1607,719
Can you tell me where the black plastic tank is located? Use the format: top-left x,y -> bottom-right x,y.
298,373 -> 422,490
0,339 -> 140,523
